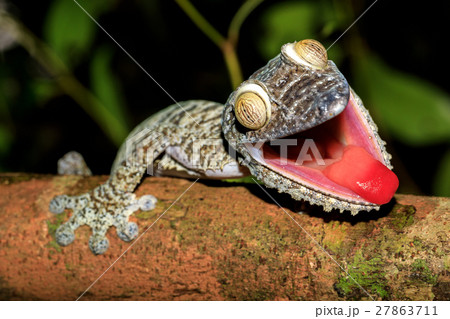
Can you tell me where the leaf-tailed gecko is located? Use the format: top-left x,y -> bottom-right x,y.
49,40 -> 399,254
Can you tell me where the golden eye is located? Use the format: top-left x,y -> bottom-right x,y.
235,93 -> 268,130
294,39 -> 328,69
234,85 -> 271,130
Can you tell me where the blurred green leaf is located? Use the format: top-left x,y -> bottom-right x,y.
318,0 -> 348,38
354,55 -> 450,146
433,150 -> 450,196
31,78 -> 59,105
259,1 -> 321,59
44,0 -> 113,67
258,0 -> 343,64
90,45 -> 130,129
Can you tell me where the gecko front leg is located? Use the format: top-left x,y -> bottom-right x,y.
49,125 -> 184,254
49,165 -> 156,254
49,101 -> 238,254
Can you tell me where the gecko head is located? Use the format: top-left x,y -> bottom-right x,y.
222,39 -> 399,214
229,39 -> 349,140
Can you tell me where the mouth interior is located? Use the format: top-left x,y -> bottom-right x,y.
246,93 -> 398,205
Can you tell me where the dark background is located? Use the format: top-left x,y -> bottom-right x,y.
1,0 -> 449,196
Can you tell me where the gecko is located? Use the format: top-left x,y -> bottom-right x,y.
49,40 -> 399,254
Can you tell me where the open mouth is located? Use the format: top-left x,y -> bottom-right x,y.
245,92 -> 399,205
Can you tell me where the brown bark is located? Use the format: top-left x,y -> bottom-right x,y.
0,173 -> 448,300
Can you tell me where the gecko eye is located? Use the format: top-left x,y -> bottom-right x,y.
284,39 -> 328,69
234,83 -> 271,130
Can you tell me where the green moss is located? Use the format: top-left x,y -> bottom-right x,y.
411,259 -> 438,285
222,176 -> 262,184
241,288 -> 275,301
135,210 -> 157,220
45,240 -> 62,254
412,237 -> 422,247
169,220 -> 177,230
65,263 -> 74,271
46,212 -> 67,237
444,256 -> 450,271
322,222 -> 348,255
45,212 -> 67,255
202,214 -> 307,300
135,201 -> 184,220
389,204 -> 415,230
335,251 -> 390,300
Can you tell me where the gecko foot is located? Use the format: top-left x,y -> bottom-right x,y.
49,186 -> 157,254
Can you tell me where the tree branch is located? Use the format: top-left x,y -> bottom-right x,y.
0,173 -> 448,300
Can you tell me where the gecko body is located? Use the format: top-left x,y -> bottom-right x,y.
50,40 -> 398,254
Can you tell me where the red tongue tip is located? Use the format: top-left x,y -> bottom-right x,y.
323,145 -> 399,205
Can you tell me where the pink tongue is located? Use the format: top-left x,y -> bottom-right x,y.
323,146 -> 399,205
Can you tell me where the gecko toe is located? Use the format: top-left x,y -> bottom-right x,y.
48,164 -> 152,253
89,235 -> 110,255
116,222 -> 139,242
55,224 -> 75,246
139,195 -> 157,211
49,195 -> 68,214
49,194 -> 90,214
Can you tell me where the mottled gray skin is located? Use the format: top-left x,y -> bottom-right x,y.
222,43 -> 392,213
57,151 -> 92,176
50,42 -> 392,254
50,101 -> 246,254
234,51 -> 349,142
